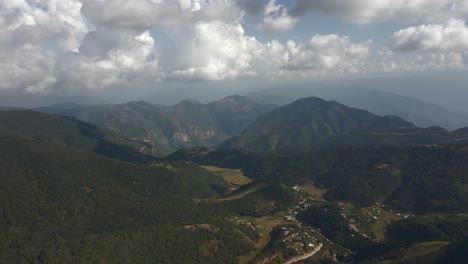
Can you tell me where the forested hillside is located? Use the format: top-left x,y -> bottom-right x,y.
35,96 -> 276,155
0,134 -> 254,263
223,97 -> 462,153
0,111 -> 154,162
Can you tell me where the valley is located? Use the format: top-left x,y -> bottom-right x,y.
3,2 -> 468,263
1,95 -> 467,263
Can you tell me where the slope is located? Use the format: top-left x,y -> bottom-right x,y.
248,85 -> 468,130
35,96 -> 277,155
223,97 -> 453,153
0,134 -> 253,263
0,111 -> 154,162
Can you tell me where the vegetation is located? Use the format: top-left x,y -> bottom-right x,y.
35,96 -> 276,155
2,97 -> 468,263
0,111 -> 154,162
202,165 -> 252,186
222,97 -> 464,153
0,134 -> 254,263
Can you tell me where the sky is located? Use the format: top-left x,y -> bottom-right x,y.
1,0 -> 468,104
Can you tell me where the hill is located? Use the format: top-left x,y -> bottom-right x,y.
453,126 -> 468,134
248,85 -> 468,130
171,144 -> 468,213
223,97 -> 454,153
0,134 -> 256,263
35,96 -> 277,155
167,145 -> 468,262
0,111 -> 154,162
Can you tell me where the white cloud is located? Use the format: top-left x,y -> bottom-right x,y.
257,0 -> 298,32
168,21 -> 262,81
277,35 -> 372,76
292,0 -> 468,24
380,52 -> 465,73
81,0 -> 240,30
59,31 -> 159,90
0,0 -> 87,93
0,45 -> 57,93
0,0 -> 466,94
390,19 -> 468,52
0,0 -> 89,52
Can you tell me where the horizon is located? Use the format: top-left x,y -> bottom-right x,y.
1,0 -> 468,112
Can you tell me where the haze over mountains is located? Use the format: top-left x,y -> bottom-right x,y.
249,85 -> 468,131
1,94 -> 468,263
2,0 -> 468,262
35,96 -> 277,155
0,111 -> 154,162
223,97 -> 464,153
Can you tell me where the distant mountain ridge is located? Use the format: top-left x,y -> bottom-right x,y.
35,96 -> 277,155
0,111 -> 154,162
223,97 -> 461,153
248,85 -> 468,130
454,126 -> 468,134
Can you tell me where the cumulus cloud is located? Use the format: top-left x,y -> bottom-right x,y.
61,31 -> 159,90
235,0 -> 266,15
0,0 -> 466,94
282,35 -> 372,74
167,21 -> 372,80
81,0 -> 240,30
168,21 -> 262,81
257,0 -> 298,32
0,45 -> 57,93
0,0 -> 89,51
292,0 -> 468,24
0,0 -> 87,93
390,19 -> 468,52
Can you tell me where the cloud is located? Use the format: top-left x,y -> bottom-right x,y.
0,45 -> 57,93
59,31 -> 159,90
167,20 -> 373,81
257,0 -> 298,32
80,0 -> 240,30
235,0 -> 266,15
0,0 -> 466,94
390,19 -> 468,52
291,0 -> 468,24
0,0 -> 87,93
167,21 -> 262,81
278,35 -> 372,75
0,0 -> 89,52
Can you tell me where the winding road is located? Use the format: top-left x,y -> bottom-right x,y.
284,243 -> 323,264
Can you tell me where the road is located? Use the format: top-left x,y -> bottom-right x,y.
284,243 -> 323,264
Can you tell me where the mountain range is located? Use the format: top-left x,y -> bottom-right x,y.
223,97 -> 464,153
1,96 -> 467,263
0,111 -> 153,162
248,85 -> 468,130
35,96 -> 276,155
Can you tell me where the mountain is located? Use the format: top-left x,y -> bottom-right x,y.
0,133 -> 254,263
164,144 -> 468,262
35,96 -> 277,155
248,85 -> 468,130
2,107 -> 467,263
0,106 -> 24,111
223,97 -> 456,153
0,93 -> 109,108
0,111 -> 154,162
454,126 -> 468,134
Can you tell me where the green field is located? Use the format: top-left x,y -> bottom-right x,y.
381,241 -> 451,264
195,183 -> 267,203
364,208 -> 403,240
238,211 -> 288,264
301,182 -> 327,199
202,165 -> 253,186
